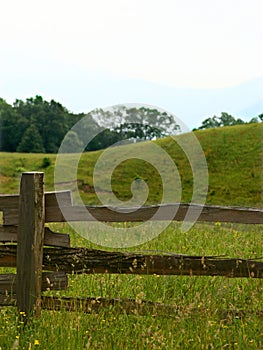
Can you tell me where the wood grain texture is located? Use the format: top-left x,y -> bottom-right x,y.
40,296 -> 263,318
0,294 -> 16,306
0,190 -> 72,210
41,295 -> 175,316
0,225 -> 70,247
16,172 -> 45,317
4,203 -> 263,225
0,272 -> 68,294
45,203 -> 263,224
0,225 -> 17,242
1,245 -> 262,278
1,294 -> 262,318
42,247 -> 263,278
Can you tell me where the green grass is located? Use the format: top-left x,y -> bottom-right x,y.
1,222 -> 263,349
0,123 -> 263,349
0,123 -> 262,206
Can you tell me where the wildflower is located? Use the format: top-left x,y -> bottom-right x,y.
34,340 -> 40,345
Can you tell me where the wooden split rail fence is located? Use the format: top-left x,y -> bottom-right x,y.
0,172 -> 263,319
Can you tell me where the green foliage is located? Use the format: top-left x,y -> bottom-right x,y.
0,222 -> 262,349
91,105 -> 180,141
86,129 -> 121,151
1,94 -> 262,153
197,115 -> 221,129
0,98 -> 27,152
60,131 -> 84,153
13,96 -> 72,153
197,112 -> 246,130
0,97 -> 182,153
0,123 -> 262,208
41,157 -> 51,168
17,124 -> 45,153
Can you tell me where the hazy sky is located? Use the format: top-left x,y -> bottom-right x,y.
1,0 -> 263,127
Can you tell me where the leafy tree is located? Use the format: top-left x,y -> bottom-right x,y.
70,113 -> 103,151
0,98 -> 28,152
258,113 -> 263,121
197,116 -> 221,129
60,131 -> 84,153
86,129 -> 121,151
129,106 -> 180,137
197,113 -> 245,130
13,96 -> 71,153
89,105 -> 180,141
114,122 -> 163,140
235,118 -> 246,125
1,98 -> 184,152
0,95 -> 104,153
17,124 -> 45,153
220,112 -> 238,126
248,117 -> 259,124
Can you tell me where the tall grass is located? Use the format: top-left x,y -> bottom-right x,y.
0,123 -> 262,349
1,222 -> 262,349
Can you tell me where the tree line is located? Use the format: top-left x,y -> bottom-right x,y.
0,96 -> 180,153
0,95 -> 262,153
195,112 -> 263,130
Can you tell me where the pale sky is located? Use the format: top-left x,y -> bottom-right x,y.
1,0 -> 263,127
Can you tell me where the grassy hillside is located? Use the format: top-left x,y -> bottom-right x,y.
0,122 -> 262,207
0,123 -> 263,349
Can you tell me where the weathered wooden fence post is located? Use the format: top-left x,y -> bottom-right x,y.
16,172 -> 45,318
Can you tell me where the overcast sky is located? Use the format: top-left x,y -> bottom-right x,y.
1,0 -> 263,128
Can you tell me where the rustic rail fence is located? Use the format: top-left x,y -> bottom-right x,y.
0,172 -> 263,320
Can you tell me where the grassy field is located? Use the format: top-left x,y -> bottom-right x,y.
0,123 -> 263,349
1,222 -> 262,349
0,122 -> 262,206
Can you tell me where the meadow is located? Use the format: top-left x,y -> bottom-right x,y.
0,123 -> 262,349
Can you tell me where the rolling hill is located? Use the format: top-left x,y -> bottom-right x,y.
0,122 -> 262,207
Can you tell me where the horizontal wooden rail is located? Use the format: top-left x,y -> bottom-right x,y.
0,226 -> 70,247
0,294 -> 16,306
0,190 -> 72,210
40,296 -> 263,318
41,295 -> 177,315
0,272 -> 68,294
41,297 -> 263,320
1,294 -> 262,319
1,245 -> 262,278
3,203 -> 263,226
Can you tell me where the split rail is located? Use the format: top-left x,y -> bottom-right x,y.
0,172 -> 262,319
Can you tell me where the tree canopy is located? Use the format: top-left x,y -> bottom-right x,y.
0,96 -> 85,153
195,112 -> 263,130
0,98 -> 181,153
0,95 -> 262,153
